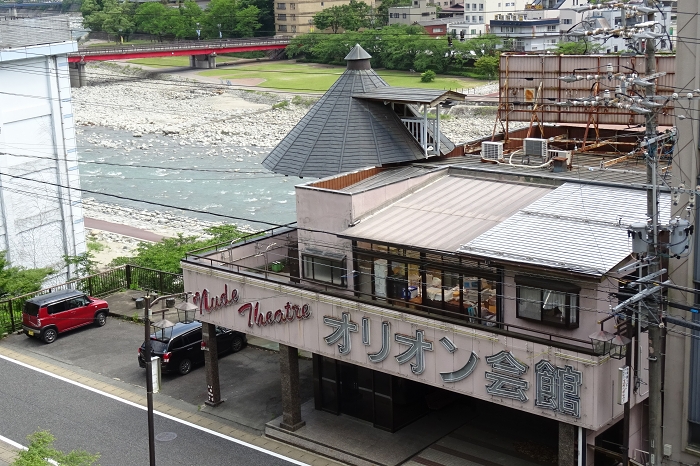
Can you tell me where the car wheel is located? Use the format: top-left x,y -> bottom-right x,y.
95,311 -> 107,327
41,328 -> 58,344
231,335 -> 244,353
178,358 -> 192,375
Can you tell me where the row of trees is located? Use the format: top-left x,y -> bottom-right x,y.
81,0 -> 273,41
288,26 -> 503,77
311,0 -> 416,31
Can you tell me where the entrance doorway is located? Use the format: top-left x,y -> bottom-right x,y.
313,354 -> 434,432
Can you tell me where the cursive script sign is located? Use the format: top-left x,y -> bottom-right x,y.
238,301 -> 311,328
193,284 -> 239,314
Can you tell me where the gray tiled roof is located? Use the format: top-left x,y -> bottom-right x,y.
261,45 -> 456,178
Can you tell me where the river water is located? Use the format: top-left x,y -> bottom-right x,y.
77,126 -> 298,230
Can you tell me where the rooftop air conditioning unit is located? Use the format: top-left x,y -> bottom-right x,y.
548,149 -> 572,163
524,138 -> 548,163
481,141 -> 504,161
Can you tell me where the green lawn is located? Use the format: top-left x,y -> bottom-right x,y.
199,63 -> 478,93
128,56 -> 192,67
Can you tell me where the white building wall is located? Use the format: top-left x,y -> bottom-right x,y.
0,41 -> 86,284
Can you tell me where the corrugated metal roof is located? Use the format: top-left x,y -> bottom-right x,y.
458,183 -> 672,276
352,88 -> 465,106
340,176 -> 552,251
340,166 -> 440,194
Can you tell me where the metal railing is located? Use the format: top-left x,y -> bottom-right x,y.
71,36 -> 292,58
0,265 -> 183,334
184,234 -> 599,356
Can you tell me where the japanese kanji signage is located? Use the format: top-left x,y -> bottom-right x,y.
321,312 -> 584,418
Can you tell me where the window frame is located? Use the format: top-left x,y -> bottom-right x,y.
302,254 -> 347,287
515,276 -> 580,329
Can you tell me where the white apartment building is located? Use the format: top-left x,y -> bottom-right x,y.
0,17 -> 86,283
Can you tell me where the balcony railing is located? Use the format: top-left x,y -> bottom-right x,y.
184,231 -> 598,355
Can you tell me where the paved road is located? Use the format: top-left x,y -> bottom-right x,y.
85,217 -> 165,242
0,356 -> 301,466
0,318 -> 313,432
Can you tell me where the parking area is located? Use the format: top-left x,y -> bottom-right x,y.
2,312 -> 314,433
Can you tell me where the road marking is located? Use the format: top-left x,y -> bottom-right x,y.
0,354 -> 309,466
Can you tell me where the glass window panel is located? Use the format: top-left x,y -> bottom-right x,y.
541,290 -> 566,325
569,294 -> 578,324
518,286 -> 542,320
303,256 -> 313,278
374,259 -> 388,298
314,258 -> 333,283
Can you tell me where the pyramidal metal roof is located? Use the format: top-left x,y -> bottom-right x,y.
262,44 -> 452,178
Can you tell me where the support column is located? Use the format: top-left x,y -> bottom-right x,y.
279,344 -> 305,431
202,322 -> 223,407
558,422 -> 576,466
69,62 -> 86,88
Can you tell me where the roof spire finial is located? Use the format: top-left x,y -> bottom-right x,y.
345,44 -> 372,70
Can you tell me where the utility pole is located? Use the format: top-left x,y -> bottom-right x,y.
643,4 -> 664,464
144,296 -> 157,466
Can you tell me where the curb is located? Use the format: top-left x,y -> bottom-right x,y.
0,346 -> 340,466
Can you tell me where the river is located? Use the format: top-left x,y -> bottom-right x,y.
77,126 -> 298,230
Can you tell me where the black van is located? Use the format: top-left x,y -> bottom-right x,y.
138,321 -> 246,375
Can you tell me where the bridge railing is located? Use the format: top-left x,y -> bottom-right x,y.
74,36 -> 292,57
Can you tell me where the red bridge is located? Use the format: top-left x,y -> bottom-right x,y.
67,37 -> 291,86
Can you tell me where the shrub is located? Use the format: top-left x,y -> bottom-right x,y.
420,70 -> 436,82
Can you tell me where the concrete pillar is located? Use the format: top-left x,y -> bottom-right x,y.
558,422 -> 576,466
190,54 -> 216,69
69,63 -> 86,88
202,322 -> 223,407
279,344 -> 305,431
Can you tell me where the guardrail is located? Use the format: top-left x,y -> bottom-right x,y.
71,36 -> 292,58
0,265 -> 183,334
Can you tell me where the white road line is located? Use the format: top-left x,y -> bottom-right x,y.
0,354 -> 309,466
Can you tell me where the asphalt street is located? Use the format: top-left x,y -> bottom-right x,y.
1,316 -> 314,432
0,356 -> 302,466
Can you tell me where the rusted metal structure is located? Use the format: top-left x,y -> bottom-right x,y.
487,53 -> 676,169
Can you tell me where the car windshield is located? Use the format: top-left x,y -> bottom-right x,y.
24,302 -> 40,316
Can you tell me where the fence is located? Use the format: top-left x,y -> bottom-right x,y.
0,265 -> 183,334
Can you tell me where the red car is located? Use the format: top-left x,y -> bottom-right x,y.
23,289 -> 110,344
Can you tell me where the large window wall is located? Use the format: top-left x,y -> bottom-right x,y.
353,241 -> 502,326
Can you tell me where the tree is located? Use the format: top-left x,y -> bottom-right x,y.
313,6 -> 344,33
0,252 -> 52,299
555,40 -> 604,55
202,0 -> 261,39
135,2 -> 174,41
12,430 -> 99,466
474,54 -> 499,79
110,225 -> 246,274
174,1 -> 203,39
420,69 -> 436,82
99,0 -> 135,40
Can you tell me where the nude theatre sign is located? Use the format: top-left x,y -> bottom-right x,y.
193,286 -> 582,418
192,285 -> 311,328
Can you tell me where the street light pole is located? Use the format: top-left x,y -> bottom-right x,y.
143,296 -> 157,466
143,292 -> 194,466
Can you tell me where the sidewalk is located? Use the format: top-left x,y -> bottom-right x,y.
0,438 -> 19,466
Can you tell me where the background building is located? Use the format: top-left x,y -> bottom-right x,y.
0,17 -> 86,284
388,0 -> 437,26
275,0 -> 376,35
